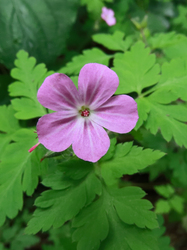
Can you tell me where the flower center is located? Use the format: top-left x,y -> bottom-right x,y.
81,109 -> 90,117
79,106 -> 90,117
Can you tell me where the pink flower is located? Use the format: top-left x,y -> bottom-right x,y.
101,7 -> 116,26
36,63 -> 138,162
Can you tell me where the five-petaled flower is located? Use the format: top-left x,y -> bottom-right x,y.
101,7 -> 116,26
36,63 -> 138,162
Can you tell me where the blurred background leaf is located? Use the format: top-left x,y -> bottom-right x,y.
0,0 -> 79,69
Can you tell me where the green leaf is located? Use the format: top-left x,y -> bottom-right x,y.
169,195 -> 184,214
109,187 -> 158,229
154,185 -> 175,199
134,97 -> 151,130
113,41 -> 160,95
100,142 -> 165,185
72,197 -> 109,250
0,129 -> 47,225
150,58 -> 187,101
135,58 -> 187,146
81,0 -> 103,18
73,186 -> 159,250
92,31 -> 134,51
59,48 -> 112,76
144,100 -> 187,148
0,105 -> 20,152
169,151 -> 187,187
9,50 -> 53,119
155,199 -> 171,214
25,163 -> 102,234
173,5 -> 187,30
148,32 -> 186,50
10,229 -> 39,250
163,37 -> 187,60
99,138 -> 117,162
0,0 -> 79,68
153,215 -> 174,250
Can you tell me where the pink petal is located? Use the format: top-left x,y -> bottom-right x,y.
72,119 -> 110,162
101,7 -> 108,15
37,110 -> 78,152
91,95 -> 139,133
78,63 -> 119,109
105,17 -> 116,26
37,73 -> 80,111
101,7 -> 116,26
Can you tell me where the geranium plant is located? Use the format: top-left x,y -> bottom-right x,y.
0,0 -> 187,249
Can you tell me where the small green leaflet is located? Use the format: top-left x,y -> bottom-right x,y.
100,142 -> 165,185
0,105 -> 20,152
59,48 -> 112,76
92,30 -> 134,52
9,50 -> 53,119
113,41 -> 160,95
25,161 -> 102,234
72,186 -> 159,250
154,185 -> 175,199
173,5 -> 187,30
0,129 -> 47,226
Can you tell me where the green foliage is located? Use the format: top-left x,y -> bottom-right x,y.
1,0 -> 187,248
113,40 -> 187,148
148,32 -> 186,50
0,0 -> 79,68
73,186 -> 158,250
100,141 -> 165,185
0,129 -> 47,226
92,30 -> 134,51
42,224 -> 77,250
113,41 -> 160,95
81,0 -> 104,18
144,99 -> 187,148
0,224 -> 39,250
155,185 -> 184,214
59,48 -> 112,76
169,149 -> 187,187
25,160 -> 102,234
173,5 -> 187,30
149,31 -> 187,60
9,50 -> 53,119
153,215 -> 174,250
0,105 -> 20,152
26,157 -> 159,249
155,184 -> 175,199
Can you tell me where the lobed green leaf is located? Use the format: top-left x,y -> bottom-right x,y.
0,129 -> 47,225
92,31 -> 133,52
9,50 -> 53,119
113,41 -> 160,95
59,48 -> 112,76
25,162 -> 102,234
100,142 -> 165,185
